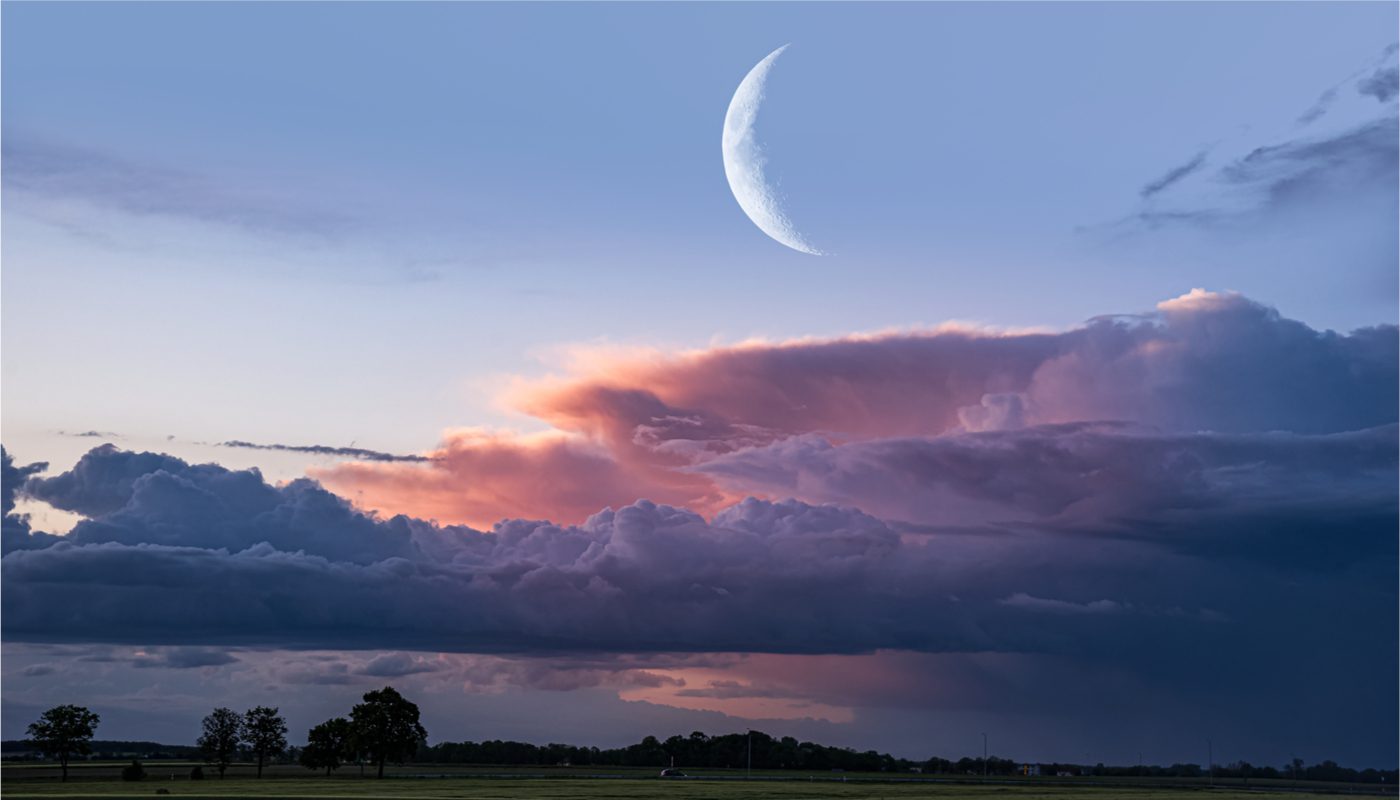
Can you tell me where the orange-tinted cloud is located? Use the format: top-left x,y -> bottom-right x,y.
315,291 -> 1396,527
314,428 -> 725,528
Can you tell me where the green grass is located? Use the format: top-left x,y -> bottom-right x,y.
3,773 -> 1395,800
4,762 -> 1394,800
0,779 -> 1379,800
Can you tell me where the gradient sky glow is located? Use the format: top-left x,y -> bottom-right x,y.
2,1 -> 1397,769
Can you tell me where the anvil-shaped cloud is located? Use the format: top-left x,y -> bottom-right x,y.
3,289 -> 1394,759
313,289 -> 1396,527
1,290 -> 1393,658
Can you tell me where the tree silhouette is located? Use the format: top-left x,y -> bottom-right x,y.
242,706 -> 287,779
349,687 -> 426,778
197,708 -> 242,779
301,717 -> 355,776
25,705 -> 100,782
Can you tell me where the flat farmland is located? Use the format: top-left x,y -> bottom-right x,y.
2,763 -> 1395,800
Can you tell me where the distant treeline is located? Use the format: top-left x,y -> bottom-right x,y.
415,731 -> 1398,784
7,732 -> 1395,785
2,740 -> 200,760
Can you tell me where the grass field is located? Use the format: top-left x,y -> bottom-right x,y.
4,762 -> 1395,800
0,780 -> 1388,800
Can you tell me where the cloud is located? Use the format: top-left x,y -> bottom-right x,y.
1296,88 -> 1337,125
1358,65 -> 1399,103
2,448 -> 47,518
358,653 -> 439,677
21,664 -> 56,678
316,290 -> 1396,527
317,428 -> 721,528
217,440 -> 430,463
2,448 -> 60,553
19,444 -> 420,564
2,419 -> 1393,671
999,594 -> 1127,615
1139,151 -> 1208,198
59,430 -> 121,439
1218,119 -> 1397,213
2,291 -> 1394,765
131,647 -> 239,669
1,137 -> 349,237
1105,46 -> 1398,256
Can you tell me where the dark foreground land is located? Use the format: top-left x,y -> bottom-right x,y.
3,762 -> 1397,800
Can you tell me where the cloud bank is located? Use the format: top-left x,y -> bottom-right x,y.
2,292 -> 1393,670
315,290 -> 1395,526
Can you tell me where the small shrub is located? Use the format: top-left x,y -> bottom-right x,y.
121,760 -> 146,782
189,766 -> 205,780
156,790 -> 170,795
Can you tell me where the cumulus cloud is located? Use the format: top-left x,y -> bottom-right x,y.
694,424 -> 1398,543
2,423 -> 1392,673
2,448 -> 59,553
316,290 -> 1396,526
2,290 -> 1394,755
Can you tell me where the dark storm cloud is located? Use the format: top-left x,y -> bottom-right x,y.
217,440 -> 430,463
2,448 -> 46,517
1,138 -> 350,236
1,448 -> 59,553
694,424 -> 1399,558
2,291 -> 1393,760
1139,150 -> 1208,198
2,426 -> 1393,667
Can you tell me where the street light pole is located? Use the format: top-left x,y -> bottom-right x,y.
982,733 -> 988,778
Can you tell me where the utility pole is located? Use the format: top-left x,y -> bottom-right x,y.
1207,740 -> 1213,787
747,730 -> 752,780
982,733 -> 988,778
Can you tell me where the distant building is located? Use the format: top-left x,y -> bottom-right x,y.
1023,764 -> 1042,776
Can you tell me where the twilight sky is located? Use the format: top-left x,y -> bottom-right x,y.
2,2 -> 1397,769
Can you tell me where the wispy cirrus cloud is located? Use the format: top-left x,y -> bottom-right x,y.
1,137 -> 351,238
1102,45 -> 1398,253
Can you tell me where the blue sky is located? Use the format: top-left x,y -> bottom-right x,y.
2,3 -> 1397,765
4,2 -> 1396,468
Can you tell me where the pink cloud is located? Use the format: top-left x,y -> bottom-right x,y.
314,290 -> 1395,527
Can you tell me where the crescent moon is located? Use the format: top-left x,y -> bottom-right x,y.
722,44 -> 823,256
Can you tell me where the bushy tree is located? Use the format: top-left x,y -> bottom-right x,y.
197,707 -> 242,779
121,759 -> 146,782
350,687 -> 426,778
301,717 -> 355,776
26,704 -> 100,782
242,706 -> 288,779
